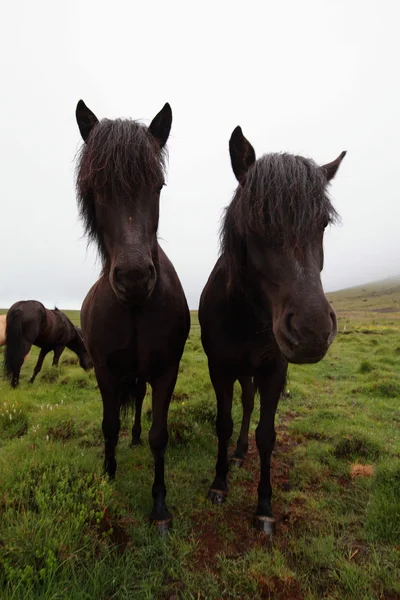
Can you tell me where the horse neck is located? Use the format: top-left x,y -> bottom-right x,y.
66,331 -> 85,358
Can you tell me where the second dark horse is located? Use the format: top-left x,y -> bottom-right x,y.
3,300 -> 92,387
75,100 -> 190,531
199,126 -> 346,534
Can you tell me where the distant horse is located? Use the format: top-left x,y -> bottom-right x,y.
0,314 -> 31,362
75,100 -> 190,531
199,126 -> 346,534
3,301 -> 92,387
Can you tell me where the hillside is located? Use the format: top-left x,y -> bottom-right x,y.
325,276 -> 400,334
327,275 -> 400,312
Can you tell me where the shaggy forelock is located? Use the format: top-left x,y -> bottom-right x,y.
222,152 -> 339,255
75,118 -> 167,262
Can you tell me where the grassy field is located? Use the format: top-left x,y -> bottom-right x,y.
0,280 -> 399,599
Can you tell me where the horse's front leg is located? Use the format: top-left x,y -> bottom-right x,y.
148,368 -> 178,532
253,360 -> 287,534
230,376 -> 255,467
52,345 -> 66,367
208,366 -> 235,504
97,371 -> 121,480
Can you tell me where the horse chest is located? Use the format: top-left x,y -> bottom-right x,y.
103,325 -> 167,381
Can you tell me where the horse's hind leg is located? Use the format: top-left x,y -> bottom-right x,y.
52,345 -> 65,367
131,379 -> 146,446
29,348 -> 49,384
231,376 -> 255,467
208,367 -> 235,505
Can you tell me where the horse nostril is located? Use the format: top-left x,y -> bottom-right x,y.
285,313 -> 294,334
283,313 -> 299,345
329,311 -> 337,339
115,268 -> 124,284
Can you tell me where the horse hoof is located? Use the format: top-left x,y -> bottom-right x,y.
151,518 -> 172,535
253,515 -> 275,535
230,456 -> 244,468
208,489 -> 227,505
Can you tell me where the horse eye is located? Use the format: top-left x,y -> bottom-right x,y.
158,182 -> 165,194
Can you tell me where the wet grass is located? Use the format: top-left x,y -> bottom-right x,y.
0,286 -> 399,599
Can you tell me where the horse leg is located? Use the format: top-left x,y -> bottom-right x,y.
96,372 -> 121,480
52,345 -> 65,367
253,360 -> 287,535
230,376 -> 255,467
11,368 -> 22,389
208,367 -> 235,504
131,379 -> 146,446
29,348 -> 49,384
148,368 -> 178,532
10,342 -> 32,388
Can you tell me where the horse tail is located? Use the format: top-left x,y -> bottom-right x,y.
3,309 -> 25,384
120,378 -> 146,417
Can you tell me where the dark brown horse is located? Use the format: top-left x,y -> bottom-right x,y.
3,300 -> 92,388
75,100 -> 190,532
199,126 -> 346,534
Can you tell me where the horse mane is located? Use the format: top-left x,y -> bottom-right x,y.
75,118 -> 167,262
221,152 -> 339,278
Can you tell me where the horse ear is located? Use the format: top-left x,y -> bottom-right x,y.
229,126 -> 256,182
321,151 -> 347,181
149,103 -> 172,148
76,100 -> 99,142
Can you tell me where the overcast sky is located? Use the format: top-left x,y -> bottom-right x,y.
1,0 -> 399,309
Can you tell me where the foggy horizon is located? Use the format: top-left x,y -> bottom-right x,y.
1,0 -> 399,311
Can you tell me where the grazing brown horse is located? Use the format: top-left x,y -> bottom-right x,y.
199,126 -> 346,534
3,301 -> 92,388
75,100 -> 190,531
0,314 -> 31,362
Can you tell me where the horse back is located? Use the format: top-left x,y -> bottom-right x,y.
7,300 -> 46,345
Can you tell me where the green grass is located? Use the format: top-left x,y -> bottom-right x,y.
0,284 -> 399,599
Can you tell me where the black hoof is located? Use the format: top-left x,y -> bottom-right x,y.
230,456 -> 244,468
253,515 -> 275,535
151,518 -> 172,535
208,489 -> 227,505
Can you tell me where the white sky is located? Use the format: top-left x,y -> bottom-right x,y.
1,0 -> 399,309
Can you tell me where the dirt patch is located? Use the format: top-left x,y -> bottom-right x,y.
193,417 -> 306,571
258,575 -> 304,600
99,507 -> 133,554
370,307 -> 399,313
62,357 -> 79,366
171,392 -> 190,402
350,463 -> 375,479
334,436 -> 381,460
47,419 -> 76,441
74,378 -> 90,388
193,503 -> 265,570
